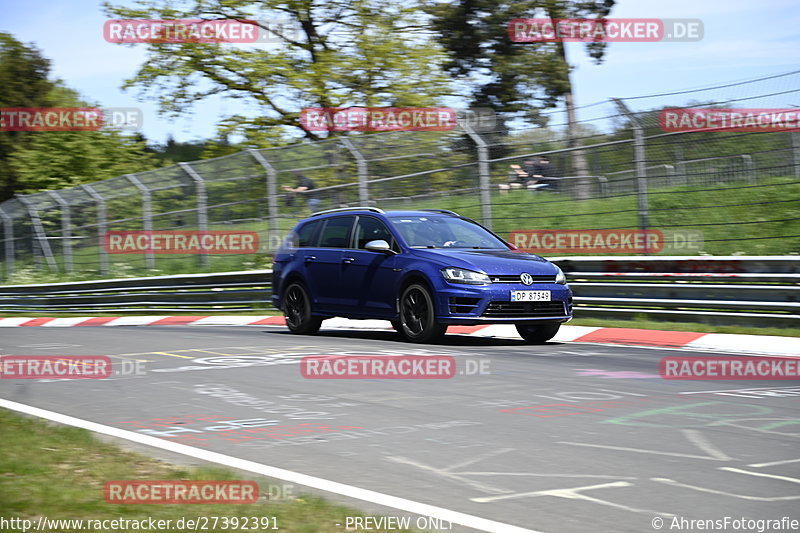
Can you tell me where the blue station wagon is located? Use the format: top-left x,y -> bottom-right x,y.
272,208 -> 572,343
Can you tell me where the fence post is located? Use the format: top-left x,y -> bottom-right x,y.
460,123 -> 493,229
48,191 -> 73,273
179,162 -> 209,268
340,138 -> 369,205
663,164 -> 676,187
82,184 -> 109,276
612,98 -> 650,254
0,205 -> 14,278
674,144 -> 687,185
125,174 -> 155,270
248,149 -> 279,243
17,195 -> 58,272
740,155 -> 755,183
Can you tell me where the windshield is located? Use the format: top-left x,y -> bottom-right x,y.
389,215 -> 508,249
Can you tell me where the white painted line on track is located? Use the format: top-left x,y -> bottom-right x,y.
679,386 -> 800,395
191,316 -> 263,326
41,317 -> 97,327
685,334 -> 800,357
0,317 -> 35,327
103,316 -> 171,326
0,398 -> 542,533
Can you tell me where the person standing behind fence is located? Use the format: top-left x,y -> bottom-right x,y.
498,164 -> 529,193
283,171 -> 321,211
528,156 -> 561,192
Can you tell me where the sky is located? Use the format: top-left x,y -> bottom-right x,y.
1,0 -> 799,143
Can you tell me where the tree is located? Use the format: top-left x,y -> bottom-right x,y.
0,33 -> 53,201
102,0 -> 454,145
0,33 -> 159,199
427,0 -> 615,189
7,84 -> 159,194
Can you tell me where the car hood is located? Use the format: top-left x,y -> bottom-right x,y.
410,248 -> 556,275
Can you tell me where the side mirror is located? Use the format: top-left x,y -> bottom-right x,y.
364,239 -> 396,254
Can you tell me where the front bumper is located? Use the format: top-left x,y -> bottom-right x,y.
433,282 -> 573,325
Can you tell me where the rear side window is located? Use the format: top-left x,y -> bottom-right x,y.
318,216 -> 355,248
296,220 -> 320,247
353,216 -> 394,249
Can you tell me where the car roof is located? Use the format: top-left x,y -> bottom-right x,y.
303,208 -> 460,221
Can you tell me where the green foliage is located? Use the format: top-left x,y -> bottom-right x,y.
426,0 -> 616,123
0,33 -> 53,201
0,33 -> 161,198
102,0 -> 454,145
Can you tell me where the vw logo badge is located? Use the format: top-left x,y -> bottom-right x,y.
520,273 -> 534,285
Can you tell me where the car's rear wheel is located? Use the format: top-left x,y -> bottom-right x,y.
398,283 -> 445,343
516,322 -> 560,344
283,282 -> 322,335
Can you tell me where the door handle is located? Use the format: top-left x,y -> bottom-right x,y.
304,255 -> 317,262
342,257 -> 355,264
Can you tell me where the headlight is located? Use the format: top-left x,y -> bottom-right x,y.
442,267 -> 490,285
555,266 -> 567,285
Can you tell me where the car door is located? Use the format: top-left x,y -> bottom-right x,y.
339,215 -> 403,317
303,215 -> 354,312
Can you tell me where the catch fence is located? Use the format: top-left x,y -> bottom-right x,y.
1,71 -> 799,280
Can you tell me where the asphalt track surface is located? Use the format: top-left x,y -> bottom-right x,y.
1,325 -> 799,533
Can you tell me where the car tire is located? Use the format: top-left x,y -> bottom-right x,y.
398,283 -> 446,343
283,282 -> 323,335
516,322 -> 560,344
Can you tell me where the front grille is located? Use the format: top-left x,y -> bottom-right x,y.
449,297 -> 481,314
482,301 -> 566,318
490,274 -> 556,284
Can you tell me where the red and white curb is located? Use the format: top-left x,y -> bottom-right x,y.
0,315 -> 797,357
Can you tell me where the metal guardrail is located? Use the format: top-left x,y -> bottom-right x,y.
0,257 -> 797,328
0,270 -> 273,313
552,256 -> 799,327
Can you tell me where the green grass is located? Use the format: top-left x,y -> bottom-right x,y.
0,409 -> 425,533
2,176 -> 798,283
398,176 -> 800,256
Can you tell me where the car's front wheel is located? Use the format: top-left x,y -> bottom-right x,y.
516,322 -> 560,344
283,282 -> 322,335
398,283 -> 446,343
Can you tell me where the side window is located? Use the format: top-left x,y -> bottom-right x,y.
354,216 -> 394,249
296,220 -> 320,247
318,216 -> 355,248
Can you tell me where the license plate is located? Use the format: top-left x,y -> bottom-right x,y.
511,290 -> 551,302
